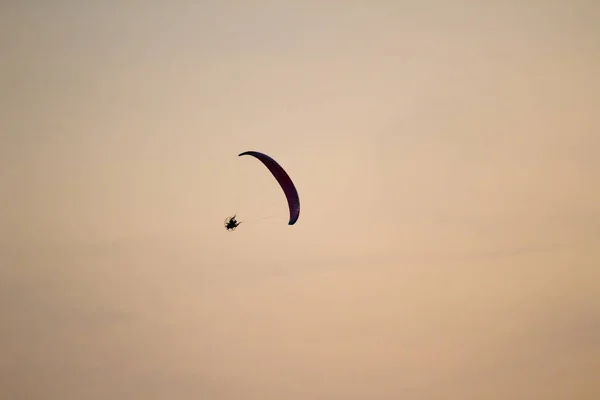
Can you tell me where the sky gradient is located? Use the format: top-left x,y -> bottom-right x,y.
2,1 -> 600,399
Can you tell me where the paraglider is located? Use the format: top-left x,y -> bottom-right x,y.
225,151 -> 300,231
224,215 -> 240,231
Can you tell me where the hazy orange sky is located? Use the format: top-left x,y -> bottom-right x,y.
2,1 -> 600,399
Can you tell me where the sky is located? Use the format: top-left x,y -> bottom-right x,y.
2,1 -> 600,399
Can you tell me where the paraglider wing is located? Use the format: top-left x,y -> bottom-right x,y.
238,151 -> 300,225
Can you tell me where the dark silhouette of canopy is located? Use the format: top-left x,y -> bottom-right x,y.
238,151 -> 300,225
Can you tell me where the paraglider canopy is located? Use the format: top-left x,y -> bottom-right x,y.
238,151 -> 300,225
